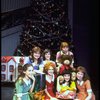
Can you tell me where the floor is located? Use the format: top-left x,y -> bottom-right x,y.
1,83 -> 99,100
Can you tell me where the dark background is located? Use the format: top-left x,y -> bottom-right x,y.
72,0 -> 99,97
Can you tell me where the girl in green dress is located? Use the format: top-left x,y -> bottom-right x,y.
13,63 -> 35,100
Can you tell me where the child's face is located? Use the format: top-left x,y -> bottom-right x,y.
47,66 -> 54,76
71,72 -> 76,80
77,71 -> 84,81
24,66 -> 34,78
33,52 -> 40,59
64,74 -> 70,82
62,47 -> 69,53
45,52 -> 51,60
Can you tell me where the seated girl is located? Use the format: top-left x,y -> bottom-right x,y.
75,66 -> 95,100
56,70 -> 76,99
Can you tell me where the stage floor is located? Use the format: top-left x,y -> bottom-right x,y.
1,86 -> 99,100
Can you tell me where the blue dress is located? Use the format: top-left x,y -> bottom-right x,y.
24,57 -> 44,70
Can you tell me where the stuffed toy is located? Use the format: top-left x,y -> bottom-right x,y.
58,55 -> 73,74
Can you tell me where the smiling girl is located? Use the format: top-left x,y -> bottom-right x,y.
43,61 -> 58,100
75,66 -> 95,100
13,64 -> 35,100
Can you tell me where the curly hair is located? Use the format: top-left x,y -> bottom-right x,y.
43,61 -> 57,74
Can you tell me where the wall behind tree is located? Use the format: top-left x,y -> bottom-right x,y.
1,0 -> 31,56
1,25 -> 23,56
1,0 -> 30,12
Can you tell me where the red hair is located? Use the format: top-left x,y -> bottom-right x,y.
43,61 -> 57,74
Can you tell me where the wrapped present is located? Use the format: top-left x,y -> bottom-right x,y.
34,72 -> 46,92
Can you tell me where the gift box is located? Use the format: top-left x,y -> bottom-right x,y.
34,73 -> 46,92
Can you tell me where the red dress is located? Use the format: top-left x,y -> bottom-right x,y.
45,75 -> 56,100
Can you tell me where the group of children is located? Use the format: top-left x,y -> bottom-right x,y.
13,42 -> 95,100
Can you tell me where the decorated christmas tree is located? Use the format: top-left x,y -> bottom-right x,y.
14,0 -> 73,58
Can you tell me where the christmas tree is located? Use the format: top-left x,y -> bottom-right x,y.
14,0 -> 73,58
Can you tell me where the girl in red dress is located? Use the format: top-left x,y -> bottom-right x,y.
43,61 -> 58,100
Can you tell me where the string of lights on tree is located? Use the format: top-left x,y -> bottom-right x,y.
14,0 -> 74,57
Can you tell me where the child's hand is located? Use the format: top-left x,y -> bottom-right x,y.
28,74 -> 35,81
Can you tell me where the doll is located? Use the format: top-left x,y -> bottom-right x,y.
56,70 -> 76,99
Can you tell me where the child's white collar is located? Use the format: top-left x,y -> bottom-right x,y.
46,74 -> 54,83
77,80 -> 84,86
